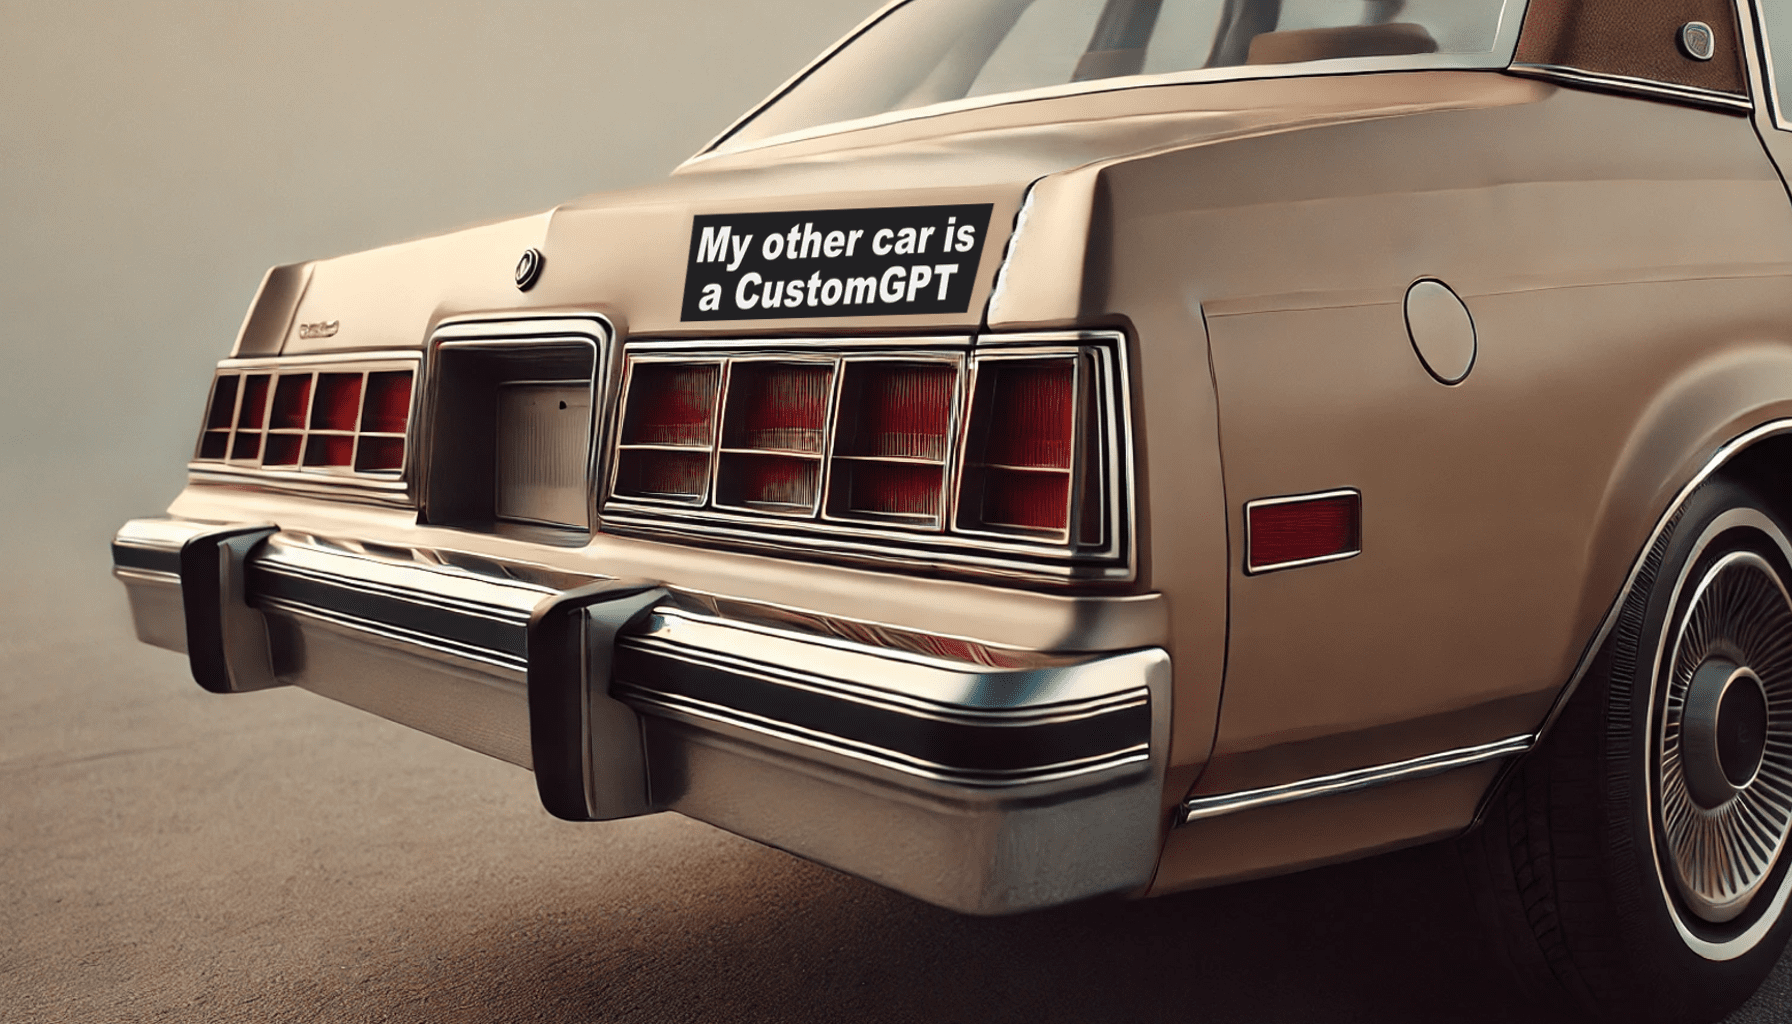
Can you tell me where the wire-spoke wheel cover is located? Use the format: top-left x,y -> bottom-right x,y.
1660,550 -> 1792,924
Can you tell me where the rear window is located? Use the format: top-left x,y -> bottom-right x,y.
717,0 -> 1520,152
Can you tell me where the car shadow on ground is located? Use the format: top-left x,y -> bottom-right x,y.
337,832 -> 1552,1024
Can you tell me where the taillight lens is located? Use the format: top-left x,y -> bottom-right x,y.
1247,492 -> 1361,573
615,449 -> 710,501
723,362 -> 830,454
622,363 -> 719,446
206,376 -> 239,430
958,358 -> 1079,538
194,366 -> 413,476
361,372 -> 412,433
614,362 -> 723,504
717,453 -> 821,511
828,362 -> 954,525
311,373 -> 362,431
304,435 -> 354,467
604,343 -> 1120,566
983,362 -> 1073,470
715,362 -> 832,513
271,375 -> 311,429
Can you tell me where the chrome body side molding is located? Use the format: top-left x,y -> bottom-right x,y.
1506,63 -> 1754,113
1178,734 -> 1533,826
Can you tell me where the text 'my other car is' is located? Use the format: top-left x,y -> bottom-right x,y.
111,1 -> 1792,1019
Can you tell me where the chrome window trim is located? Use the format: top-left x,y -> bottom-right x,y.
688,0 -> 1530,165
1748,0 -> 1792,130
1242,487 -> 1363,576
1506,63 -> 1753,113
601,331 -> 1135,584
1178,733 -> 1533,826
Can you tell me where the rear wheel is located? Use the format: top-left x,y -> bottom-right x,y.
1465,478 -> 1792,1024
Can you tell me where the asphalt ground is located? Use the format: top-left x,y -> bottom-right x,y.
5,542 -> 1792,1024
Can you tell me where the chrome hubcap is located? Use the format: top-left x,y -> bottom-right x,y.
1659,551 -> 1792,924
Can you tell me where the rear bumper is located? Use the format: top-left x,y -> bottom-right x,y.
113,517 -> 1171,914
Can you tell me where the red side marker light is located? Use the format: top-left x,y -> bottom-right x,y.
1246,490 -> 1361,574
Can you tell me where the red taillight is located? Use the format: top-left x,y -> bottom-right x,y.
206,375 -> 239,430
843,461 -> 942,516
197,366 -> 412,475
312,373 -> 362,431
725,362 -> 830,453
615,449 -> 710,501
960,358 -> 1078,537
843,364 -> 952,460
271,374 -> 312,429
828,362 -> 954,524
264,435 -> 302,465
614,362 -> 723,504
715,362 -> 831,513
981,470 -> 1071,531
1246,492 -> 1361,573
355,437 -> 405,472
623,363 -> 720,446
198,375 -> 237,459
718,453 -> 819,510
602,346 -> 1119,563
304,435 -> 354,467
361,372 -> 412,433
985,362 -> 1073,470
239,375 -> 270,427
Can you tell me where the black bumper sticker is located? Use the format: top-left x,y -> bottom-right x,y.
681,204 -> 993,321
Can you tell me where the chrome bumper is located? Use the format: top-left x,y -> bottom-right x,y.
112,517 -> 1171,914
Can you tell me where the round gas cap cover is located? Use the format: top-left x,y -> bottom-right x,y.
1404,279 -> 1476,385
515,248 -> 545,291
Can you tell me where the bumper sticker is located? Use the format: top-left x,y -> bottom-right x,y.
681,204 -> 993,321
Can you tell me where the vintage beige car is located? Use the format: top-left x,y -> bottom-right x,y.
109,0 -> 1792,1019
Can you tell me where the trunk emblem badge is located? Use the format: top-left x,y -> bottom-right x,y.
515,248 -> 545,291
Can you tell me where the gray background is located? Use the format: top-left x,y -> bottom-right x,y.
3,2 -> 1788,1022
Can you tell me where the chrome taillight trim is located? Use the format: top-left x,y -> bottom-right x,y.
601,331 -> 1134,583
189,350 -> 423,505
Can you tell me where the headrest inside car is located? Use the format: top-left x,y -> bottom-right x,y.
1246,23 -> 1439,66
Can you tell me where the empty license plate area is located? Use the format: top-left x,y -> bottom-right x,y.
424,336 -> 599,538
497,382 -> 593,529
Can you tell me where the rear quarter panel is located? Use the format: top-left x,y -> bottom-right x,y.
1055,76 -> 1792,886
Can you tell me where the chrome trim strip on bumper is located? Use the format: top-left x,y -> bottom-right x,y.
616,612 -> 1154,788
1177,734 -> 1534,826
114,521 -> 1159,793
